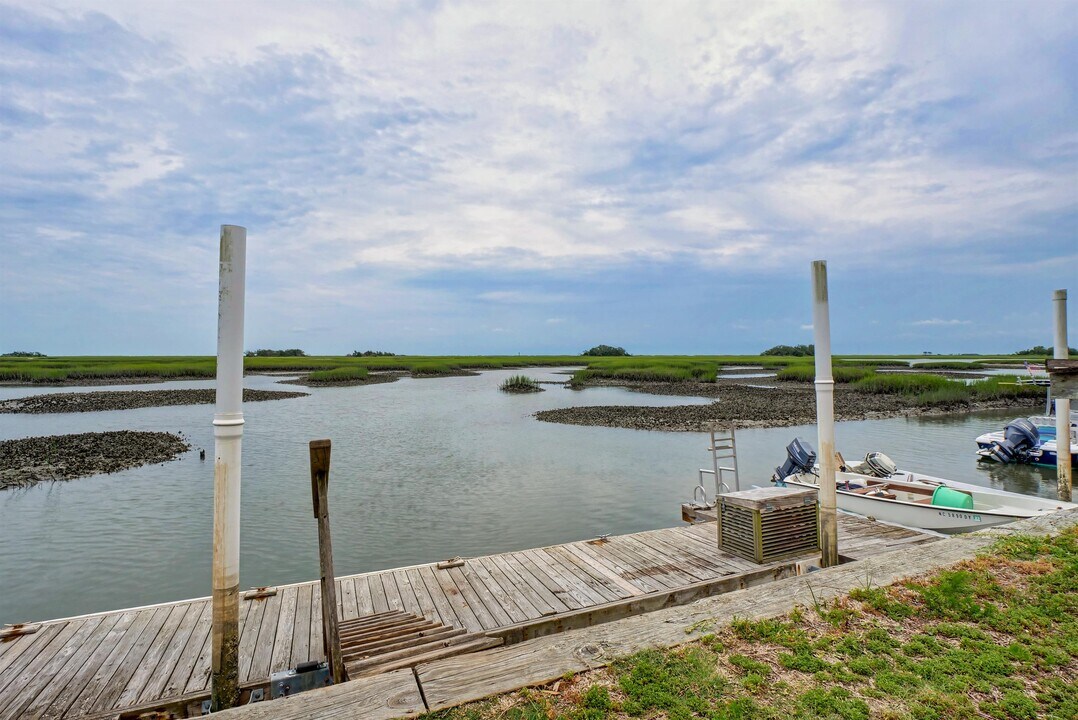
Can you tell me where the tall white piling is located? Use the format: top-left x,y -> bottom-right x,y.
812,261 -> 839,567
211,225 -> 247,711
1054,289 -> 1071,502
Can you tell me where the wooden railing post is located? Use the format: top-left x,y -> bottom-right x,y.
309,439 -> 345,684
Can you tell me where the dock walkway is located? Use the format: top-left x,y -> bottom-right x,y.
0,515 -> 937,719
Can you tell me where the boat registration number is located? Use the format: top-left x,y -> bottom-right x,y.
937,510 -> 981,522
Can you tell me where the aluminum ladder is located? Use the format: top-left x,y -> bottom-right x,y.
694,425 -> 739,505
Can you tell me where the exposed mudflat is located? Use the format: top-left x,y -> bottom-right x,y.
285,372 -> 403,388
0,431 -> 190,489
0,388 -> 308,414
411,370 -> 481,378
535,380 -> 1041,432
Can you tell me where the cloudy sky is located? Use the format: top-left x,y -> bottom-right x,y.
1,1 -> 1075,355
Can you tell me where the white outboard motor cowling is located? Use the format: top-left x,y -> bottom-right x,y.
985,418 -> 1040,463
863,452 -> 897,478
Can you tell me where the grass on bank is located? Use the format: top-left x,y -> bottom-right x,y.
0,354 -> 1044,386
426,527 -> 1078,720
774,366 -> 1045,408
0,356 -> 218,383
500,375 -> 543,393
305,366 -> 369,382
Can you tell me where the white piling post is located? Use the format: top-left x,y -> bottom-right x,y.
812,261 -> 839,568
211,225 -> 246,710
1054,289 -> 1071,502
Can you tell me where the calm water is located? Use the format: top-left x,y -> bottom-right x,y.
0,370 -> 1059,623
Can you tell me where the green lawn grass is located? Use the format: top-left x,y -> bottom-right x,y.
426,526 -> 1078,720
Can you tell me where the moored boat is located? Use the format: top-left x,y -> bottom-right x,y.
975,411 -> 1078,467
771,439 -> 1076,533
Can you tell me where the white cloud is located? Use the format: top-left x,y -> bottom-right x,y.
13,0 -> 1069,278
912,319 -> 971,327
476,290 -> 572,304
2,2 -> 1075,353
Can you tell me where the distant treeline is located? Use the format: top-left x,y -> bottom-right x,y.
582,345 -> 630,356
1014,345 -> 1077,356
348,350 -> 396,357
761,344 -> 814,357
244,349 -> 306,357
1,351 -> 46,357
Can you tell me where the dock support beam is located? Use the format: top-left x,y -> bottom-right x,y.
812,260 -> 839,568
1054,289 -> 1071,502
210,225 -> 247,711
310,440 -> 345,684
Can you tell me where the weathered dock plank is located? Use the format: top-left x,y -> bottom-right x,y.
42,612 -> 139,719
404,567 -> 444,625
92,606 -> 171,711
236,595 -> 269,685
115,603 -> 189,708
0,622 -> 68,700
339,576 -> 359,621
367,573 -> 389,614
354,574 -> 375,617
2,617 -> 103,720
247,590 -> 284,683
210,666 -> 423,719
0,513 -> 939,718
392,570 -> 424,619
141,602 -> 205,704
308,584 -> 323,661
482,555 -> 553,616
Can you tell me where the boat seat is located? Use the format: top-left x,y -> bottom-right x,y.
848,486 -> 897,500
849,485 -> 888,494
913,498 -> 935,505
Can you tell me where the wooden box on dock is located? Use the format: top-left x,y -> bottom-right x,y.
717,487 -> 819,564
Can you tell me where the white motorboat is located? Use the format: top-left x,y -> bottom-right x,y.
975,412 -> 1078,467
771,439 -> 1076,534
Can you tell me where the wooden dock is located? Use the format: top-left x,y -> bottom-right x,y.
0,514 -> 939,719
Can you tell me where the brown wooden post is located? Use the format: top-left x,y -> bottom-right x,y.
309,439 -> 345,683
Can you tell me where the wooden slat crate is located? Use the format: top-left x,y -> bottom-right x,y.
717,487 -> 819,563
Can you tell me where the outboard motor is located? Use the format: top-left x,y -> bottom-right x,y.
863,452 -> 897,478
773,438 -> 817,484
984,418 -> 1040,463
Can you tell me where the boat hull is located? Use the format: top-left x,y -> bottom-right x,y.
779,472 -> 1075,534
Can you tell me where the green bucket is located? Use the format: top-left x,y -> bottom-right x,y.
931,485 -> 974,510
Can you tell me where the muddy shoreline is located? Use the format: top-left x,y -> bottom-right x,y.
1,431 -> 190,489
0,388 -> 308,414
535,380 -> 1041,432
284,372 -> 403,388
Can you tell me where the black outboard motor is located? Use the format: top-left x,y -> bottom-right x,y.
773,438 -> 817,484
985,418 -> 1040,463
